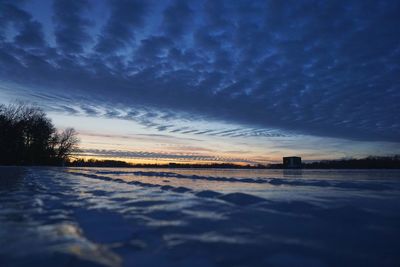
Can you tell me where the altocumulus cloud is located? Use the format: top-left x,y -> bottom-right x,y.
0,0 -> 399,142
80,149 -> 257,164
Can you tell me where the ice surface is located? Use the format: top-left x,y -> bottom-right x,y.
0,167 -> 399,267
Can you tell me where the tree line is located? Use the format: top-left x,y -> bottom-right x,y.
67,157 -> 400,169
267,155 -> 400,169
0,103 -> 79,166
302,156 -> 400,169
67,159 -> 266,168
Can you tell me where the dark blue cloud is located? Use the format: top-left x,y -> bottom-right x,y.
14,20 -> 45,47
0,1 -> 45,47
53,0 -> 92,53
0,0 -> 399,142
95,0 -> 148,53
162,0 -> 193,38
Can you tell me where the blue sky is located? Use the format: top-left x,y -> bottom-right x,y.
0,0 -> 399,164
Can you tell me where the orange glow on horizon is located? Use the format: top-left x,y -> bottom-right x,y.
73,155 -> 267,166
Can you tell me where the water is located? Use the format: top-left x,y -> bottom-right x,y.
0,167 -> 399,267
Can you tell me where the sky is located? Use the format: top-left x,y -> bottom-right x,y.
0,0 -> 399,164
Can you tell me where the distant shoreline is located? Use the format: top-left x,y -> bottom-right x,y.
1,155 -> 400,169
1,165 -> 400,170
65,155 -> 400,169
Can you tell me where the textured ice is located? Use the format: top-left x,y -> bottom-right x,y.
0,167 -> 400,267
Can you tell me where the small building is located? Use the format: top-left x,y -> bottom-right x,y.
283,156 -> 302,169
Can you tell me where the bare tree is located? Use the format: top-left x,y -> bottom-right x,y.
0,103 -> 80,165
55,128 -> 80,162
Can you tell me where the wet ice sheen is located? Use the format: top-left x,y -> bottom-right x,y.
0,167 -> 399,267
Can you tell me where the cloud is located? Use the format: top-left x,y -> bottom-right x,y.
35,92 -> 290,138
0,2 -> 46,47
0,0 -> 399,143
162,0 -> 193,38
94,0 -> 148,53
80,148 -> 258,163
52,0 -> 92,53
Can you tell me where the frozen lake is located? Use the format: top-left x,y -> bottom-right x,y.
1,167 -> 399,267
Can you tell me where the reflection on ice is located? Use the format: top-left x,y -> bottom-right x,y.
164,232 -> 254,246
0,221 -> 120,267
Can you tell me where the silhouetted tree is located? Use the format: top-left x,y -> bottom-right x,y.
54,128 -> 79,164
0,103 -> 79,165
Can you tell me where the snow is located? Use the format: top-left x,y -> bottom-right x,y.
0,167 -> 399,267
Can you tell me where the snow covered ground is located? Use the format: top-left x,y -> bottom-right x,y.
0,167 -> 399,267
